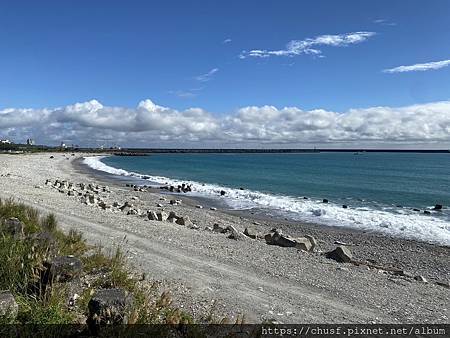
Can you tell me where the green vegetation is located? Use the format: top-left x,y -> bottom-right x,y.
0,198 -> 194,325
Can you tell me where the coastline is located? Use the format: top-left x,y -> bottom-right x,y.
0,152 -> 449,324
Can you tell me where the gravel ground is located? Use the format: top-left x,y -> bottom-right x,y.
0,152 -> 448,324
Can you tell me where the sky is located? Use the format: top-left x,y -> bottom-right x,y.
0,0 -> 450,148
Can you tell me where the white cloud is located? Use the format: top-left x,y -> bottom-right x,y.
383,59 -> 450,73
239,31 -> 376,59
223,38 -> 232,44
373,19 -> 396,26
195,68 -> 219,82
2,100 -> 450,148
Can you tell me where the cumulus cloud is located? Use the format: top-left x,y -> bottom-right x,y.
239,31 -> 376,59
195,68 -> 219,82
1,99 -> 450,148
383,59 -> 450,73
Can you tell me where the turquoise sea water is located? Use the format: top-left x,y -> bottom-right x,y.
85,153 -> 450,245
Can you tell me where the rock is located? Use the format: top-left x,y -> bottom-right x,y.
147,211 -> 158,221
156,203 -> 163,208
87,288 -> 134,328
4,217 -> 25,239
220,190 -> 226,196
98,201 -> 110,210
323,199 -> 329,203
0,290 -> 18,323
88,195 -> 96,204
176,216 -> 193,226
423,210 -> 431,215
293,237 -> 312,251
325,246 -> 352,263
210,207 -> 217,211
413,208 -> 420,212
312,209 -> 326,216
433,204 -> 443,210
67,190 -> 75,196
213,223 -> 228,233
227,225 -> 243,240
304,235 -> 317,251
264,229 -> 312,250
393,270 -> 413,278
127,209 -> 138,215
45,256 -> 83,283
342,205 -> 348,209
195,205 -> 203,209
243,227 -> 258,239
28,232 -> 57,255
119,201 -> 132,211
169,199 -> 177,205
414,275 -> 428,283
156,211 -> 168,222
2,217 -> 25,239
435,281 -> 449,289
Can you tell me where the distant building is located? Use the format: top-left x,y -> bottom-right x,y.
27,138 -> 35,146
0,139 -> 12,144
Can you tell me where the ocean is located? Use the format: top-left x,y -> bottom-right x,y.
84,152 -> 450,245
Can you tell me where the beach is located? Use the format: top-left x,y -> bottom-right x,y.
0,152 -> 448,324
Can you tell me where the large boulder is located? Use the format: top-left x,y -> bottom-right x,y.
87,288 -> 134,328
156,211 -> 168,222
0,290 -> 18,323
45,255 -> 83,283
213,223 -> 228,233
227,225 -> 243,240
304,235 -> 317,251
176,216 -> 193,227
28,232 -> 58,257
147,211 -> 158,221
264,229 -> 313,251
2,217 -> 25,239
243,227 -> 258,239
166,211 -> 179,223
325,246 -> 353,263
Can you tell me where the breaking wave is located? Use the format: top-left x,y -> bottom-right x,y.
83,156 -> 450,246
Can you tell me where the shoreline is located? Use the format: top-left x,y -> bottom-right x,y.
0,152 -> 449,324
77,155 -> 449,248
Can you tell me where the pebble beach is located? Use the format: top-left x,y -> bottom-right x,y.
0,152 -> 448,324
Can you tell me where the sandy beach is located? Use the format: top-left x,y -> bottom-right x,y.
0,152 -> 448,324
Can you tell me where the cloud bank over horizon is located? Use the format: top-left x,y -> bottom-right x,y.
1,99 -> 450,148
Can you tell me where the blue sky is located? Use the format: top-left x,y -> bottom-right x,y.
1,0 -> 450,147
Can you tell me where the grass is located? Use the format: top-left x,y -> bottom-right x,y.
0,198 -> 195,325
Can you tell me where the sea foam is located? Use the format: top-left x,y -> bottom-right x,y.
83,156 -> 450,246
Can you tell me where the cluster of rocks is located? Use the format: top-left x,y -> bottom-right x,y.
208,223 -> 448,289
125,183 -> 147,192
0,216 -> 136,328
160,183 -> 193,193
147,209 -> 198,229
